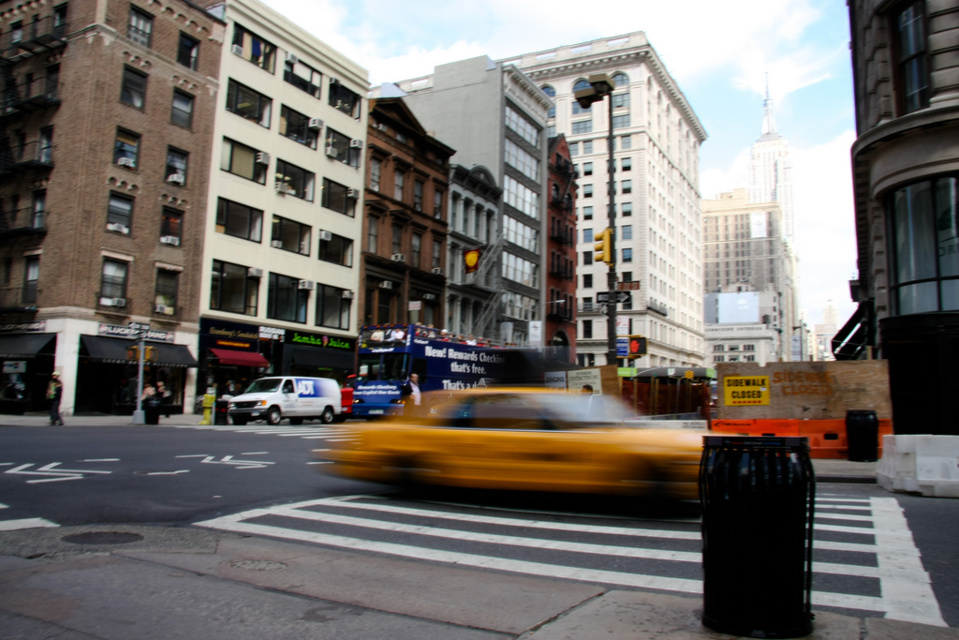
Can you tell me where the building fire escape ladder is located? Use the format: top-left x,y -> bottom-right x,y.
470,232 -> 505,337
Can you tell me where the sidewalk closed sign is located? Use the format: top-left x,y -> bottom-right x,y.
724,376 -> 770,406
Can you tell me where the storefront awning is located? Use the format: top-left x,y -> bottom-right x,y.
0,333 -> 54,358
209,348 -> 270,368
288,344 -> 355,371
81,336 -> 198,368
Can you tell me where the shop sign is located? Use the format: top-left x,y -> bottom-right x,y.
259,326 -> 285,341
0,321 -> 46,333
287,330 -> 355,351
98,323 -> 174,343
200,318 -> 259,350
3,360 -> 26,373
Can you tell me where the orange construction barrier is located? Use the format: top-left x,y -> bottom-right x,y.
710,418 -> 893,459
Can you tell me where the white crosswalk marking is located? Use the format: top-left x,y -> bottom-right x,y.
195,493 -> 945,626
0,502 -> 58,530
167,423 -> 356,442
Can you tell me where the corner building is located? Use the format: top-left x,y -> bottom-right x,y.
0,1 -> 223,416
843,0 -> 959,435
194,0 -> 367,397
505,33 -> 707,368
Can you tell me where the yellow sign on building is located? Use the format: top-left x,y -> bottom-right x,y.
724,375 -> 770,406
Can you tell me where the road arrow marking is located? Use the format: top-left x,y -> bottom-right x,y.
175,454 -> 275,469
3,463 -> 114,484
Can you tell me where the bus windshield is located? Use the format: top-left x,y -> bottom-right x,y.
357,352 -> 408,381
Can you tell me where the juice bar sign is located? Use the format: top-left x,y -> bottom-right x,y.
289,330 -> 354,351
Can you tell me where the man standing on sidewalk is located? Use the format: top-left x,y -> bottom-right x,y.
46,372 -> 64,426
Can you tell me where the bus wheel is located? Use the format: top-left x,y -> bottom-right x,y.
266,406 -> 283,425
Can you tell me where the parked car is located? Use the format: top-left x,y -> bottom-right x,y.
315,387 -> 706,501
229,376 -> 342,425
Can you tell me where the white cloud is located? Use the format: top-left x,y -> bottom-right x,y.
700,148 -> 750,200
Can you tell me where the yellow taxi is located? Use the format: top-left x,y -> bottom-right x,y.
316,387 -> 706,500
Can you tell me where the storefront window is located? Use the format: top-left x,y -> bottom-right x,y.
890,175 -> 959,314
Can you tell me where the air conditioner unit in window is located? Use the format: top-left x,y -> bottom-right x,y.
431,267 -> 443,275
274,182 -> 286,195
106,222 -> 129,234
247,267 -> 263,277
101,297 -> 127,307
308,118 -> 323,130
324,146 -> 338,158
379,281 -> 393,290
349,139 -> 364,149
154,304 -> 175,315
375,123 -> 388,132
423,293 -> 437,301
231,44 -> 244,56
166,174 -> 184,185
159,235 -> 180,246
318,230 -> 332,241
117,157 -> 135,168
390,253 -> 405,262
347,188 -> 359,199
255,152 -> 270,166
285,52 -> 298,63
341,290 -> 355,299
297,279 -> 314,290
270,240 -> 283,248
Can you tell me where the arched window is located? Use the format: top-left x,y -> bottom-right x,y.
541,85 -> 556,119
573,78 -> 592,92
612,72 -> 629,86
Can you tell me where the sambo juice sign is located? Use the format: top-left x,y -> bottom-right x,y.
724,375 -> 770,406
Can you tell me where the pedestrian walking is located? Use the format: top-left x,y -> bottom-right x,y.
46,372 -> 64,425
400,373 -> 422,416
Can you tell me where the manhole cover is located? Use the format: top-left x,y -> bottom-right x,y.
62,531 -> 144,545
228,559 -> 287,571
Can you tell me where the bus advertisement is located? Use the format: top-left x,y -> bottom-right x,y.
352,323 -> 528,417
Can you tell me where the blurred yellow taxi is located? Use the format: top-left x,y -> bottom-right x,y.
316,387 -> 705,500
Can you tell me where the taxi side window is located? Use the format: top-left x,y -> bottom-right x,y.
282,380 -> 294,393
471,395 -> 543,430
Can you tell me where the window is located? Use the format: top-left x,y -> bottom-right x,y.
100,259 -> 128,300
321,178 -> 356,217
268,272 -> 308,323
329,79 -> 361,118
613,114 -> 631,129
622,157 -> 632,171
622,225 -> 632,240
621,135 -> 631,149
171,90 -> 194,127
572,120 -> 592,134
107,193 -> 133,230
582,319 -> 592,339
216,197 -> 263,242
622,202 -> 633,216
325,127 -> 360,167
622,180 -> 632,194
23,256 -> 39,304
120,67 -> 146,109
432,239 -> 442,269
505,105 -> 539,147
316,284 -> 351,329
584,228 -> 594,243
178,33 -> 199,70
128,7 -> 152,47
583,205 -> 593,220
583,274 -> 593,288
391,225 -> 402,254
114,129 -> 140,168
583,184 -> 593,198
221,138 -> 267,184
393,169 -> 405,201
411,233 -> 422,266
583,251 -> 593,266
284,58 -> 321,97
275,159 -> 314,200
271,215 -> 311,255
894,1 -> 930,114
414,180 -> 424,211
612,92 -> 630,109
583,162 -> 593,176
165,148 -> 188,185
280,105 -> 317,148
583,140 -> 593,154
367,217 -> 379,252
37,127 -> 53,164
622,247 -> 633,263
211,259 -> 258,315
713,344 -> 725,352
319,231 -> 353,267
433,190 -> 443,218
226,79 -> 272,127
232,23 -> 276,72
505,139 -> 539,180
31,190 -> 45,228
541,85 -> 556,118
155,270 -> 179,313
369,157 -> 381,191
160,207 -> 182,240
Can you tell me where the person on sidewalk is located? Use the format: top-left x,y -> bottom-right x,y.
400,373 -> 422,417
46,372 -> 64,426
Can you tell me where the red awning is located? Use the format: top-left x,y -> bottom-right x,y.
209,348 -> 270,368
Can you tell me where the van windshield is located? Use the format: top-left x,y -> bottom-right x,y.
244,378 -> 282,394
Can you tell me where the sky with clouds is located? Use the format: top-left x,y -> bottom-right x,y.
263,0 -> 859,328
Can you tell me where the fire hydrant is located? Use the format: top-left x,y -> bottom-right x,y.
199,390 -> 216,425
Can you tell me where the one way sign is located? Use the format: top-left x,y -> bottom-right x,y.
597,291 -> 631,304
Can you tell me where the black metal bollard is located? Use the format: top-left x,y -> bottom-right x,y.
700,436 -> 815,639
846,410 -> 879,462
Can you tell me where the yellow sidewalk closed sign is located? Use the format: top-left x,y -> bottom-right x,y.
724,376 -> 770,406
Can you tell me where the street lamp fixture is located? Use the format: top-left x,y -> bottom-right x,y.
575,73 -> 619,366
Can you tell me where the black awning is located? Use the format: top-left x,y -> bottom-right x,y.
288,344 -> 354,371
832,303 -> 870,360
0,333 -> 54,358
82,336 -> 198,368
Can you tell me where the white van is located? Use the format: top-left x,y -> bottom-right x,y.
228,377 -> 342,425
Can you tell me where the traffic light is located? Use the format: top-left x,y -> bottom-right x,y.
127,345 -> 138,361
627,335 -> 647,358
145,345 -> 158,362
594,228 -> 612,265
126,345 -> 158,362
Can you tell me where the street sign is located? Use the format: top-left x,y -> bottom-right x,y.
617,281 -> 641,291
616,336 -> 629,357
129,322 -> 150,332
597,291 -> 632,304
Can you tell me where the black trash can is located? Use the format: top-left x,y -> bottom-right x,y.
214,400 -> 229,425
846,410 -> 879,462
143,396 -> 162,425
699,436 -> 815,638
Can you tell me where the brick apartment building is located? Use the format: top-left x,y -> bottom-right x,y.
544,134 -> 577,360
0,0 -> 223,416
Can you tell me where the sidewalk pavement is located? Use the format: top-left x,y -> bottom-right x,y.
4,412 -> 943,639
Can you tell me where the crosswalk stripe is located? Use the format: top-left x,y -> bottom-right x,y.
0,517 -> 58,531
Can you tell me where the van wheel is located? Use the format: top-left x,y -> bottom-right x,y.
289,417 -> 304,425
266,406 -> 282,425
320,406 -> 334,424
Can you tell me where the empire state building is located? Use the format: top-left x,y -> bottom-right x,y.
748,84 -> 795,249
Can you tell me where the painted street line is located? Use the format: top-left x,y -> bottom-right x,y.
175,454 -> 275,469
3,462 -> 114,484
0,503 -> 58,530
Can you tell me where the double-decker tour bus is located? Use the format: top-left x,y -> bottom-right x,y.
352,323 -> 536,418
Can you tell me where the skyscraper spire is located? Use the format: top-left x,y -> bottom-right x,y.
761,72 -> 779,138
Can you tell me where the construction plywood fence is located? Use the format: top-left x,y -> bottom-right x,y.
717,361 -> 891,420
